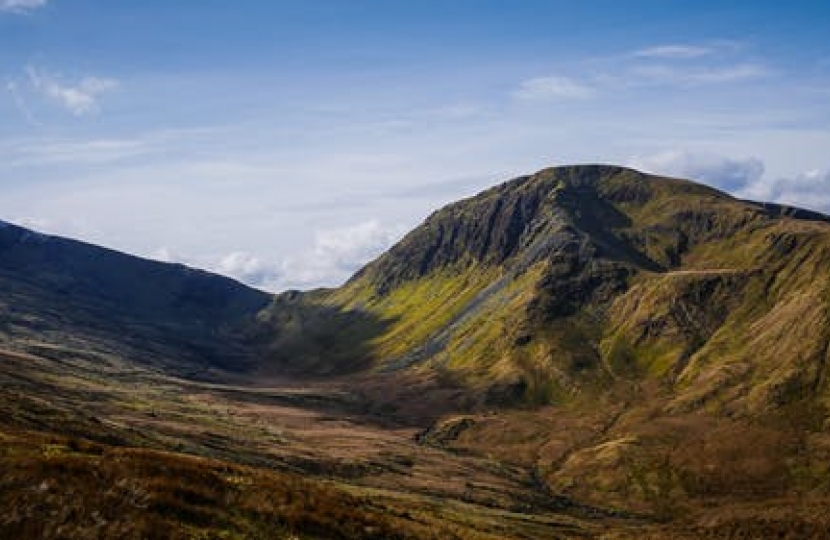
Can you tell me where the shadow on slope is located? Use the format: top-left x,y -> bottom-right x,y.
255,290 -> 397,377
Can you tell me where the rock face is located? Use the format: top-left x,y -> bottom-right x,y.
0,221 -> 270,374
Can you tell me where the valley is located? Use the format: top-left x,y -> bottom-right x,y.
3,165 -> 830,538
0,346 -> 630,539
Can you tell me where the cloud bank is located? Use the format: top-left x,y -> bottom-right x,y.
630,150 -> 830,214
630,150 -> 765,191
738,169 -> 830,212
279,220 -> 405,291
159,220 -> 406,292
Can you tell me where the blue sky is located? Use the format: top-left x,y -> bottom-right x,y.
2,1 -> 830,290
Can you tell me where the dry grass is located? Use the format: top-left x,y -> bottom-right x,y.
0,348 -> 605,539
0,430 -> 429,539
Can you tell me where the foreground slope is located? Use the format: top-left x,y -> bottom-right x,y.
0,206 -> 619,538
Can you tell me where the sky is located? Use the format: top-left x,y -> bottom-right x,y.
2,1 -> 830,291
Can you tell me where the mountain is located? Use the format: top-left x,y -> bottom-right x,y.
3,165 -> 830,538
264,165 -> 830,411
256,164 -> 830,524
0,220 -> 270,375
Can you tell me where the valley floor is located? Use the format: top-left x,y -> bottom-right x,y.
1,344 -> 829,539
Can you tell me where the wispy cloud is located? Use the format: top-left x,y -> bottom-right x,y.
633,44 -> 713,60
0,127 -> 227,170
0,0 -> 45,13
26,66 -> 118,116
629,63 -> 769,87
518,43 -> 767,104
514,75 -> 594,101
5,80 -> 40,125
2,138 -> 148,168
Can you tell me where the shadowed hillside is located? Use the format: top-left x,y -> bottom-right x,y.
0,221 -> 271,375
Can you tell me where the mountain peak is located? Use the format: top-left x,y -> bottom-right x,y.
353,165 -> 739,294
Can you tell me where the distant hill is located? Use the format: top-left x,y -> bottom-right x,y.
0,220 -> 270,376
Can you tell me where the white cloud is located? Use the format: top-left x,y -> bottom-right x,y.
151,246 -> 182,264
737,168 -> 830,213
630,151 -> 830,214
633,44 -> 713,59
514,75 -> 593,101
314,220 -> 403,271
629,150 -> 765,192
0,0 -> 45,13
147,247 -> 284,290
196,221 -> 404,292
27,66 -> 118,116
278,220 -> 405,290
216,252 -> 283,290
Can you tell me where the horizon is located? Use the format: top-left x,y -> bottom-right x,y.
4,161 -> 829,295
2,1 -> 829,291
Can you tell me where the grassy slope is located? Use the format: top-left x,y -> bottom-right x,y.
0,221 -> 271,376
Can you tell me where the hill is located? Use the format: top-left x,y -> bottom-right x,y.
0,220 -> 270,376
